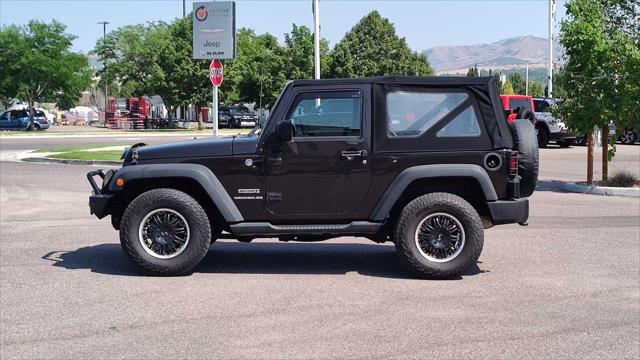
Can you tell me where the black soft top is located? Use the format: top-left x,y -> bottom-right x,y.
291,76 -> 495,87
290,76 -> 513,149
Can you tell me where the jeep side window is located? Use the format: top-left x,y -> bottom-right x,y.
436,106 -> 481,138
386,91 -> 468,137
286,91 -> 362,137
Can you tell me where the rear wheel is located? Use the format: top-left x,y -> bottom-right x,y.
120,188 -> 212,276
620,129 -> 636,144
394,193 -> 483,279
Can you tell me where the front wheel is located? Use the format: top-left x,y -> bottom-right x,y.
537,126 -> 550,148
393,193 -> 484,279
120,188 -> 212,276
558,139 -> 574,148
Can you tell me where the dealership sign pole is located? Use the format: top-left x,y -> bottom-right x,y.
193,1 -> 236,136
210,59 -> 224,137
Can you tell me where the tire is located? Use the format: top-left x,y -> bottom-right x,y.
575,135 -> 587,146
558,139 -> 574,148
120,188 -> 212,276
517,109 -> 536,126
510,119 -> 539,198
620,129 -> 636,145
536,125 -> 550,148
394,193 -> 484,279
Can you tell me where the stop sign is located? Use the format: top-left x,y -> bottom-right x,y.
209,59 -> 223,87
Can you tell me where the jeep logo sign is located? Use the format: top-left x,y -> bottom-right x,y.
192,1 -> 236,60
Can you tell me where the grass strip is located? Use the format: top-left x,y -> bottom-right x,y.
35,144 -> 119,153
47,150 -> 124,161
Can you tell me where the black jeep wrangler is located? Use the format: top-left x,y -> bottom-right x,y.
87,77 -> 538,279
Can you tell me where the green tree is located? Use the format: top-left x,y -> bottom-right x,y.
0,25 -> 22,109
529,81 -> 545,97
466,65 -> 479,77
329,11 -> 433,78
502,80 -> 515,95
93,23 -> 171,99
283,24 -> 330,80
221,28 -> 288,107
508,73 -> 526,95
1,20 -> 91,125
555,0 -> 616,183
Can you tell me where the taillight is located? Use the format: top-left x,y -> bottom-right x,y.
510,151 -> 519,175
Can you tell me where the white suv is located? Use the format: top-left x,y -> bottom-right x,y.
533,98 -> 576,148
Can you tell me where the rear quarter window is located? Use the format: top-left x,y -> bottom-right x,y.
509,99 -> 532,111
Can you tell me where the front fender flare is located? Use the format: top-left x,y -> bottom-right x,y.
109,163 -> 243,223
369,164 -> 498,221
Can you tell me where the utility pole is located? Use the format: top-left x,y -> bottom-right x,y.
312,0 -> 320,79
548,0 -> 556,98
183,0 -> 186,18
97,21 -> 109,113
525,61 -> 529,96
259,66 -> 264,120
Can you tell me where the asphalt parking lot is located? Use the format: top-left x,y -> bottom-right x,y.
1,137 -> 639,359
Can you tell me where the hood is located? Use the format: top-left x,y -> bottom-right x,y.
136,135 -> 258,161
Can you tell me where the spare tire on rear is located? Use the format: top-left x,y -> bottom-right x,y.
517,109 -> 537,126
510,119 -> 539,197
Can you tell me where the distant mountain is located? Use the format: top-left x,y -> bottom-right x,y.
424,35 -> 560,74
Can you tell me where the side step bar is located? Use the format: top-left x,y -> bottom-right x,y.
230,221 -> 382,237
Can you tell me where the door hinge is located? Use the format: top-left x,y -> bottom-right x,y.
267,192 -> 282,203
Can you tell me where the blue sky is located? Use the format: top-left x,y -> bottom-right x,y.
0,0 -> 566,53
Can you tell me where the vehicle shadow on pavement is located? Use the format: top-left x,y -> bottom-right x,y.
43,241 -> 486,280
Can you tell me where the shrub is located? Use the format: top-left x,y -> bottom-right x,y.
603,171 -> 639,188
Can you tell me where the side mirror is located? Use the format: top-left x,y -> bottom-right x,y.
275,120 -> 293,142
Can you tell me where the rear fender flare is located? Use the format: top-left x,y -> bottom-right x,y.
370,164 -> 498,221
108,163 -> 243,223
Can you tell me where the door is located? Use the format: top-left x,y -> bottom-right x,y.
265,87 -> 372,220
0,111 -> 9,129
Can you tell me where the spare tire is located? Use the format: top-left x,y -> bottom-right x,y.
510,119 -> 539,197
517,109 -> 537,126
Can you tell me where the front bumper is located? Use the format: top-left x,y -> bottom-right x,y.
87,169 -> 116,219
549,130 -> 575,141
487,198 -> 529,225
90,194 -> 115,219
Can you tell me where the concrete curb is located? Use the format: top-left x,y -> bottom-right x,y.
21,156 -> 122,167
562,182 -> 640,198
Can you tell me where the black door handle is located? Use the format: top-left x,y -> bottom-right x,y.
341,150 -> 367,160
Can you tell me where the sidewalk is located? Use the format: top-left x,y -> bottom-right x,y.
0,125 -> 249,139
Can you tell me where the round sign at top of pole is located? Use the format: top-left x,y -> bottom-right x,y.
210,59 -> 223,87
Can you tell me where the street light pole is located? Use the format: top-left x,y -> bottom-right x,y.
526,61 -> 529,96
259,66 -> 264,118
183,0 -> 186,18
312,0 -> 320,79
548,0 -> 555,98
97,21 -> 109,113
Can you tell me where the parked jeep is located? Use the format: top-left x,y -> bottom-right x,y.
501,95 -> 575,148
532,97 -> 575,147
87,77 -> 537,279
